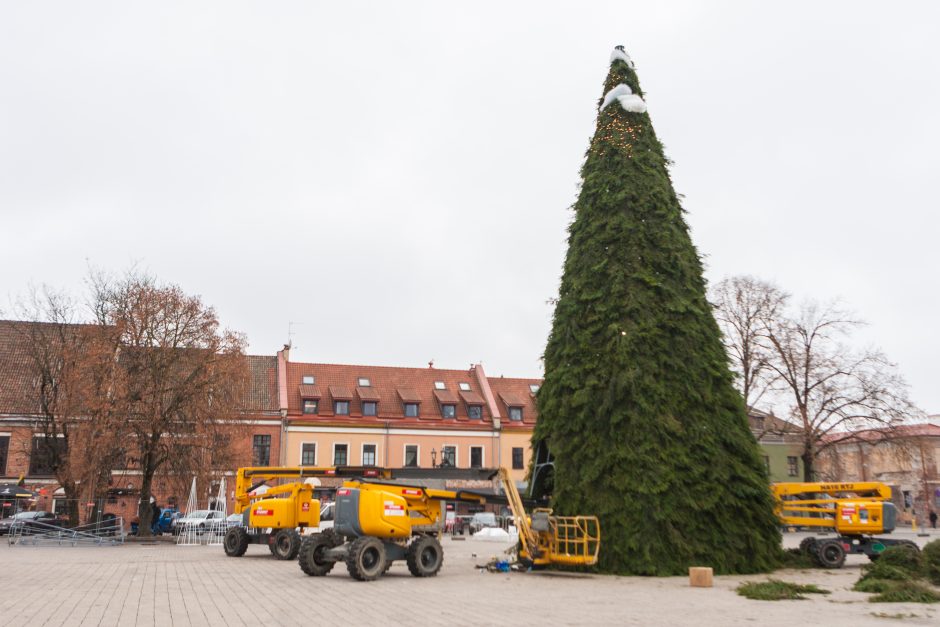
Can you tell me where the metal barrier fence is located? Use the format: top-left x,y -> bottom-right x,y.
8,516 -> 125,547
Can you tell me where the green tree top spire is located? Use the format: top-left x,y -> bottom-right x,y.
533,47 -> 781,575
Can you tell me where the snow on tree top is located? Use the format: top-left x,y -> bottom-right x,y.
600,84 -> 647,114
610,46 -> 636,69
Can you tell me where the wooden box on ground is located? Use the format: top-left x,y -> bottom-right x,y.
689,567 -> 713,588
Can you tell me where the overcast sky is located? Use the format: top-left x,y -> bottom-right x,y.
1,2 -> 937,413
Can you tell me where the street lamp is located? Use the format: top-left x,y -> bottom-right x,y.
430,448 -> 437,468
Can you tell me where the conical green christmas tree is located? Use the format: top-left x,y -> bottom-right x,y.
534,47 -> 781,575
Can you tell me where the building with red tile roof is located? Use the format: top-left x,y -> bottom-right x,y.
277,347 -> 540,484
817,421 -> 940,523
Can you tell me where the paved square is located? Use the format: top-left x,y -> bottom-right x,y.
1,532 -> 937,626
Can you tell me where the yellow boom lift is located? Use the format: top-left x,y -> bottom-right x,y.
295,467 -> 599,580
223,466 -> 389,560
773,481 -> 918,568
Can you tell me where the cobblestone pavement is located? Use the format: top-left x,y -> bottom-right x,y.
1,531 -> 938,626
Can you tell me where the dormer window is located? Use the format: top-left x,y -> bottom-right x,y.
302,375 -> 315,385
358,377 -> 371,387
434,381 -> 446,390
529,384 -> 540,394
303,399 -> 318,414
459,382 -> 471,391
362,401 -> 377,416
441,404 -> 456,419
467,405 -> 483,420
509,406 -> 523,422
335,401 -> 350,415
404,402 -> 419,418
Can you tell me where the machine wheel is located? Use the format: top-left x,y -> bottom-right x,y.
272,529 -> 302,560
223,527 -> 249,557
406,535 -> 443,577
346,536 -> 387,581
815,539 -> 846,568
799,537 -> 818,556
298,533 -> 336,576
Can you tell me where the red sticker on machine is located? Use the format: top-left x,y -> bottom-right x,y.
302,502 -> 310,512
384,501 -> 406,517
254,508 -> 273,516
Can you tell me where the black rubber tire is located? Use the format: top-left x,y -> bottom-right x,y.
406,535 -> 444,577
346,536 -> 387,581
799,537 -> 818,556
223,527 -> 249,557
272,529 -> 302,560
815,539 -> 846,568
298,533 -> 336,576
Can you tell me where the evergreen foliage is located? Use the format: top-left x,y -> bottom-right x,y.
533,48 -> 781,575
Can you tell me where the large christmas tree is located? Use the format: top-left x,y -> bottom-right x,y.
534,47 -> 781,575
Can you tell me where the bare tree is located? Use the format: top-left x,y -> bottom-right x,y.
14,288 -> 123,526
91,272 -> 248,536
711,276 -> 787,410
764,300 -> 920,481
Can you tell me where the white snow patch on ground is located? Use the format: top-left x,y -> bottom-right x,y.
472,527 -> 515,542
600,84 -> 648,114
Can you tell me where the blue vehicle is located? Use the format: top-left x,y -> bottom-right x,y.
155,508 -> 181,534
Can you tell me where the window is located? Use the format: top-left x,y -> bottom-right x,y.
442,446 -> 456,467
302,375 -> 315,385
508,406 -> 523,422
0,436 -> 8,475
302,399 -> 318,414
301,443 -> 316,466
362,401 -> 377,416
252,435 -> 271,466
334,400 -> 350,415
763,456 -> 770,474
52,499 -> 68,516
333,444 -> 348,466
404,445 -> 418,467
753,417 -> 765,431
441,404 -> 456,419
29,436 -> 66,476
434,381 -> 446,390
362,444 -> 376,466
467,405 -> 483,420
458,382 -> 471,391
358,377 -> 371,387
529,384 -> 540,394
787,456 -> 799,477
470,446 -> 483,468
512,447 -> 524,470
404,402 -> 419,417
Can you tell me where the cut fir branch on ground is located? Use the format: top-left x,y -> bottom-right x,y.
852,543 -> 940,604
736,579 -> 830,601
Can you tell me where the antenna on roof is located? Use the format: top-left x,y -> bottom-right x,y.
428,359 -> 434,369
288,321 -> 303,350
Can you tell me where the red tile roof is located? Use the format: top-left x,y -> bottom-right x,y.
285,361 -> 501,423
488,377 -> 540,425
356,386 -> 380,402
299,385 -> 321,398
459,390 -> 485,405
329,386 -> 353,400
0,320 -> 278,415
433,389 -> 458,404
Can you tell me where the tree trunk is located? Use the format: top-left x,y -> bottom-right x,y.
802,446 -> 815,483
138,471 -> 153,537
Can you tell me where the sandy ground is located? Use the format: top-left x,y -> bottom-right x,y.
0,529 -> 937,626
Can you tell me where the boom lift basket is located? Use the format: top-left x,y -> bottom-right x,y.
545,515 -> 601,566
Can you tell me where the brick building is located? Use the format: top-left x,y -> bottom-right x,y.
0,320 -> 282,522
817,422 -> 940,523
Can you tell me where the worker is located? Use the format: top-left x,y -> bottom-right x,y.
150,497 -> 160,535
930,510 -> 938,529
